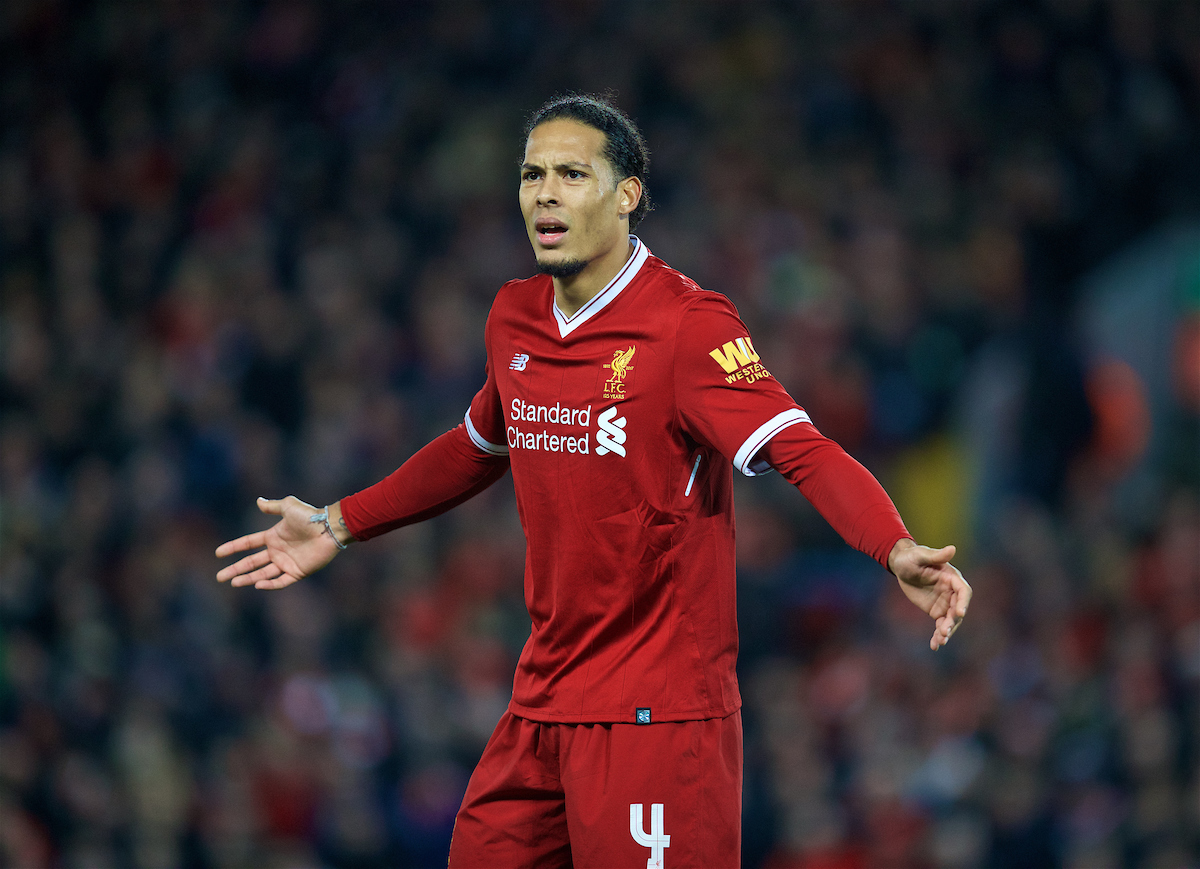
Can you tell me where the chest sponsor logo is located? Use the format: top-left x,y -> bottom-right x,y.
506,399 -> 630,458
509,352 -> 530,371
602,345 -> 636,400
709,337 -> 772,384
508,399 -> 591,454
595,406 -> 627,457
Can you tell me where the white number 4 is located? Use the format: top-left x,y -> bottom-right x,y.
630,802 -> 670,868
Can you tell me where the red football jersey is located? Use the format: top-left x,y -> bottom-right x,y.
464,238 -> 811,724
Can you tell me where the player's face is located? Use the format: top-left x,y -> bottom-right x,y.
520,119 -> 638,279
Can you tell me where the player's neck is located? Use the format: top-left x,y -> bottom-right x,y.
553,237 -> 635,318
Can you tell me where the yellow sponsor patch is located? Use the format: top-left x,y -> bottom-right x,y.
709,337 -> 772,383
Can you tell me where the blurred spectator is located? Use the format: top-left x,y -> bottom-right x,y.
1,1 -> 1197,866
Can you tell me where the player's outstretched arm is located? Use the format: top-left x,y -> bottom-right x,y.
215,496 -> 351,590
758,423 -> 969,650
887,539 -> 971,650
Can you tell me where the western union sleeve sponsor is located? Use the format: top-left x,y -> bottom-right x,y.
708,337 -> 772,384
722,362 -> 773,384
708,337 -> 760,373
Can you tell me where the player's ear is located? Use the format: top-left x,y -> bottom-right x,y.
617,176 -> 642,218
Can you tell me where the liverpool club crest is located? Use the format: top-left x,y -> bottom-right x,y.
603,345 -> 636,401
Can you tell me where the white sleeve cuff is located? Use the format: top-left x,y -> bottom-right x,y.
733,408 -> 811,476
464,410 -> 509,456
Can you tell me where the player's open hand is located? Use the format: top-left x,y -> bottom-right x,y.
887,539 -> 971,651
215,496 -> 342,590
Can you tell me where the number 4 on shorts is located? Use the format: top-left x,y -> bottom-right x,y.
630,802 -> 670,868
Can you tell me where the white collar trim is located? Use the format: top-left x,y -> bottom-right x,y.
552,236 -> 649,338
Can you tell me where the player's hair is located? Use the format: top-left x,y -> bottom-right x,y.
524,94 -> 652,230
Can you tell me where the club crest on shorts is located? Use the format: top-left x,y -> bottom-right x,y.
603,345 -> 636,400
630,802 -> 670,868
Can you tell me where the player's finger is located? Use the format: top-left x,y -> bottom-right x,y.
254,573 -> 299,590
932,613 -> 955,650
954,583 -> 972,618
229,561 -> 282,587
940,568 -> 971,617
931,600 -> 952,646
216,549 -> 272,583
215,530 -> 267,559
256,496 -> 285,515
944,603 -> 967,646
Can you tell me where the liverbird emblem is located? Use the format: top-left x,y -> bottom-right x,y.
603,345 -> 636,400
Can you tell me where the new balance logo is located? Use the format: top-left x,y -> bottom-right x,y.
595,406 -> 627,457
630,803 -> 670,868
510,353 -> 530,371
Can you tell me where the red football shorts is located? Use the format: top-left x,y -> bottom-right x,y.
448,710 -> 743,868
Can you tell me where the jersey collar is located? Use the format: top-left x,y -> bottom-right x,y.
552,236 -> 649,338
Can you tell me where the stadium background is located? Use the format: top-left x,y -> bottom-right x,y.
1,1 -> 1197,866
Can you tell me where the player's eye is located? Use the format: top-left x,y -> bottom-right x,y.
522,171 -> 540,182
566,170 -> 584,179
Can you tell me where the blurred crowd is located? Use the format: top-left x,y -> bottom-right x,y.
1,0 -> 1198,867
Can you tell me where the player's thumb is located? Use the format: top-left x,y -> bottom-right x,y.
927,543 -> 956,563
256,496 -> 284,515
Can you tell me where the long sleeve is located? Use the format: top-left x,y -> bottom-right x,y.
759,422 -> 910,568
339,424 -> 510,541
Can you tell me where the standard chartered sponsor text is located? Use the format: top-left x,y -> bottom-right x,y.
508,399 -> 592,453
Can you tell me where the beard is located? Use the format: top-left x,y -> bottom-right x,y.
536,257 -> 589,279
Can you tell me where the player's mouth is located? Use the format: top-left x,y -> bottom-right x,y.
535,217 -> 569,247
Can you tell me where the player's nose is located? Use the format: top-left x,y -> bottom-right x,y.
533,174 -> 563,207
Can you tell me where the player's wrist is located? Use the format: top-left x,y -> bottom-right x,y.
886,537 -> 915,575
326,501 -> 356,547
308,501 -> 355,549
